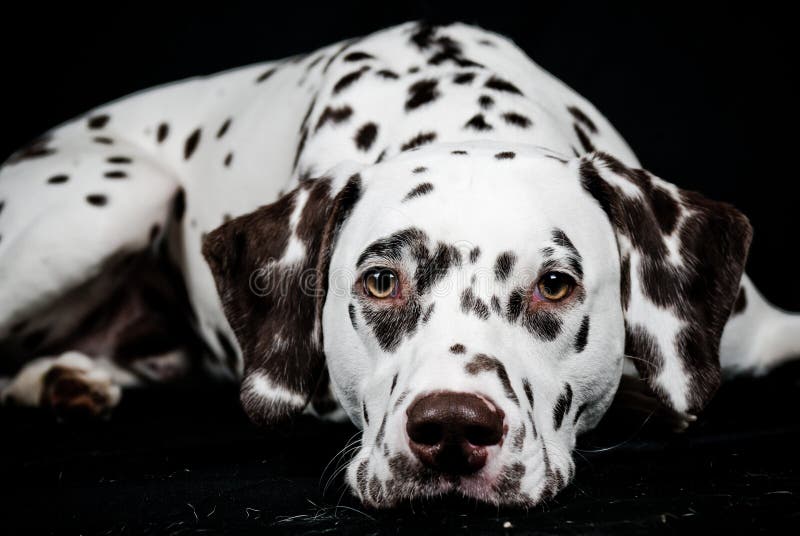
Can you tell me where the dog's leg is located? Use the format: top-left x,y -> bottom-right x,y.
0,126 -> 201,415
1,352 -> 123,419
0,250 -> 201,418
720,275 -> 800,375
0,131 -> 180,347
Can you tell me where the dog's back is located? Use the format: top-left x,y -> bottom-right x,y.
0,22 -> 637,379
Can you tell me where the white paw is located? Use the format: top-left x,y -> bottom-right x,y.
1,352 -> 121,419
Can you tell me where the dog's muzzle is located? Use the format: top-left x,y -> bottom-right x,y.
406,392 -> 505,475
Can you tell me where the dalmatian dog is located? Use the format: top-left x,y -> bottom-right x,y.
0,21 -> 798,507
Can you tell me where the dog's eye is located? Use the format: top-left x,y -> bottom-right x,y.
536,272 -> 575,301
364,269 -> 399,299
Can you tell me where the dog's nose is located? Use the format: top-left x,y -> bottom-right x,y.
406,392 -> 505,475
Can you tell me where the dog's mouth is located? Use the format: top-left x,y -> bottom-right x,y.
347,446 -> 569,508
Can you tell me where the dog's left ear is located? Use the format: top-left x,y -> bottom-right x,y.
202,165 -> 363,425
579,152 -> 752,415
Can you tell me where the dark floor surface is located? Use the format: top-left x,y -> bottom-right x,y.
1,362 -> 799,535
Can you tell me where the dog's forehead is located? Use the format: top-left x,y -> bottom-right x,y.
345,144 -> 611,259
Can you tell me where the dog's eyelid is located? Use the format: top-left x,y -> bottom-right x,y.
357,261 -> 405,276
535,261 -> 582,282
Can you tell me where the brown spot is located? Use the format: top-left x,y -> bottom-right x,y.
522,379 -> 534,408
732,286 -> 747,315
484,76 -> 522,95
403,182 -> 434,201
315,105 -> 353,131
217,118 -> 232,138
465,353 -> 518,404
620,254 -> 631,310
255,68 -> 276,83
573,123 -> 594,153
87,114 -> 110,130
333,67 -> 369,94
376,69 -> 399,79
156,123 -> 169,143
6,135 -> 57,164
344,51 -> 374,62
574,316 -> 590,353
464,114 -> 492,131
494,251 -> 517,281
354,122 -> 378,151
86,194 -> 108,207
502,112 -> 531,128
184,128 -> 201,159
490,296 -> 502,315
553,383 -> 573,430
401,131 -> 436,151
567,106 -> 598,133
406,79 -> 440,110
469,247 -> 481,263
453,72 -> 476,85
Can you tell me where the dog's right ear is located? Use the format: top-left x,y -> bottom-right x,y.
577,152 -> 752,416
202,165 -> 363,425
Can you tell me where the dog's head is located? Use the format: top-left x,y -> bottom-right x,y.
203,142 -> 751,507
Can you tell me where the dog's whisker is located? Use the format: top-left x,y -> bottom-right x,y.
322,446 -> 363,496
323,444 -> 363,496
575,409 -> 657,453
623,353 -> 652,365
319,431 -> 363,488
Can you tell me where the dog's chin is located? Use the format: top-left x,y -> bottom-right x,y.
349,453 -> 552,509
357,477 -> 543,510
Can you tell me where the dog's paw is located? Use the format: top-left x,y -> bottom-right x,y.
41,353 -> 121,420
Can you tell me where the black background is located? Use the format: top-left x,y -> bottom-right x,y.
1,1 -> 799,534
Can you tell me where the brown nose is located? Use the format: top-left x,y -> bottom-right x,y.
406,392 -> 505,475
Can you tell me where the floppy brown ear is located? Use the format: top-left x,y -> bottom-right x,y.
579,152 -> 752,414
202,170 -> 363,425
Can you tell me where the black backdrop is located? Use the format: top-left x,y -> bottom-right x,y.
1,1 -> 798,309
1,1 -> 798,310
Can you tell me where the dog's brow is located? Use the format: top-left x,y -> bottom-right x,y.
355,227 -> 426,268
551,228 -> 583,277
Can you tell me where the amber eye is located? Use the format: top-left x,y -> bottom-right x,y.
364,269 -> 399,299
536,272 -> 575,301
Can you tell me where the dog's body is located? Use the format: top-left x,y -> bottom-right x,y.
0,22 -> 798,506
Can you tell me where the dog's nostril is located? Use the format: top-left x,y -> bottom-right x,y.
410,422 -> 443,446
406,392 -> 505,475
464,424 -> 502,446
